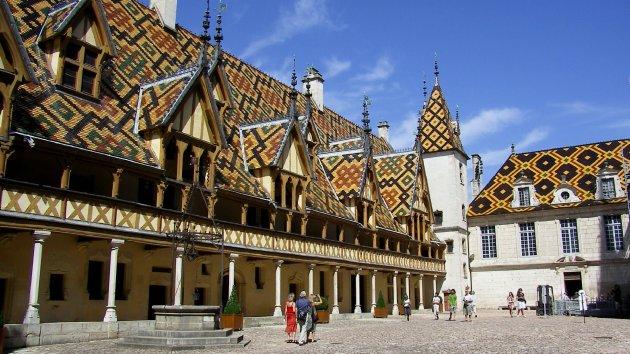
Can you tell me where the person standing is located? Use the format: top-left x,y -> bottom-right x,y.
283,292 -> 297,343
448,289 -> 457,321
432,292 -> 441,320
403,294 -> 411,321
308,294 -> 322,342
296,291 -> 312,346
470,290 -> 478,318
507,291 -> 515,318
516,288 -> 526,318
463,289 -> 474,322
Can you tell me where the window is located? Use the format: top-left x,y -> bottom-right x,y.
601,178 -> 616,199
49,274 -> 64,300
605,215 -> 624,251
518,187 -> 530,207
481,226 -> 497,258
87,260 -> 104,300
115,263 -> 126,300
434,210 -> 443,225
60,40 -> 101,96
462,204 -> 466,221
519,222 -> 537,256
254,267 -> 263,289
560,219 -> 579,254
446,240 -> 454,253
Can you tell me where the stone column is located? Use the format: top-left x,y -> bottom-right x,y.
354,268 -> 362,314
308,264 -> 315,295
371,270 -> 377,314
228,254 -> 239,296
273,260 -> 284,317
392,271 -> 399,315
418,274 -> 424,310
104,239 -> 125,322
405,272 -> 410,301
433,275 -> 437,296
23,230 -> 50,324
174,246 -> 184,306
332,266 -> 340,314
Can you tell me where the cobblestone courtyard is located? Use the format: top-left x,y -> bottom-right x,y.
8,310 -> 630,353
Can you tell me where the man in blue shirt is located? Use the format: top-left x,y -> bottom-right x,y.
295,291 -> 312,345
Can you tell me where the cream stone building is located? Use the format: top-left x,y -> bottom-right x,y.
467,140 -> 630,308
0,0 -> 447,335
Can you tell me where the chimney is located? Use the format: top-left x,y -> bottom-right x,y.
302,67 -> 324,111
150,0 -> 177,32
471,154 -> 483,199
377,121 -> 390,142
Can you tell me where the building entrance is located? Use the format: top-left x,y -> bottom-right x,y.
563,272 -> 582,298
147,285 -> 167,320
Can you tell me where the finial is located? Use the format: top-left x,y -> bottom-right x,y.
422,73 -> 427,107
434,52 -> 439,86
214,1 -> 226,48
511,143 -> 515,155
305,79 -> 312,120
291,56 -> 297,89
362,95 -> 372,135
455,105 -> 460,134
200,0 -> 211,44
288,57 -> 298,119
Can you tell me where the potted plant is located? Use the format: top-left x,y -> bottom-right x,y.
374,290 -> 388,318
221,286 -> 243,331
315,296 -> 330,323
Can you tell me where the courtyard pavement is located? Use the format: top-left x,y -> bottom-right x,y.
7,309 -> 630,353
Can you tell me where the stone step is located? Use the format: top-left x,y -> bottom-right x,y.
120,333 -> 246,347
135,329 -> 234,338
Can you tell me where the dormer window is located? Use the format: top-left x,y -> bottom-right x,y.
511,171 -> 539,208
596,166 -> 623,200
601,178 -> 615,198
551,176 -> 581,205
60,39 -> 102,96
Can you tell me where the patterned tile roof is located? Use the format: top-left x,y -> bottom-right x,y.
240,119 -> 288,169
319,150 -> 366,200
307,159 -> 356,221
214,144 -> 270,199
420,85 -> 463,154
468,139 -> 630,217
375,151 -> 418,217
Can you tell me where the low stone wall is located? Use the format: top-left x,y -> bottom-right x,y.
4,320 -> 154,349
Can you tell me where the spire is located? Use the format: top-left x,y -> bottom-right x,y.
362,95 -> 372,151
198,0 -> 211,65
305,78 -> 312,121
214,1 -> 225,48
422,74 -> 427,107
434,52 -> 439,86
511,143 -> 516,155
288,57 -> 298,119
455,105 -> 460,135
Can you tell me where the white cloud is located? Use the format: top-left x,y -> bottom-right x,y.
353,56 -> 394,82
460,108 -> 524,145
386,112 -> 418,150
476,127 -> 550,167
323,57 -> 351,79
240,0 -> 333,59
552,101 -> 630,117
517,127 -> 550,150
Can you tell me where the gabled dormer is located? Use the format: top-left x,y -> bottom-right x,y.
37,0 -> 117,99
596,163 -> 624,200
511,171 -> 539,208
551,175 -> 581,204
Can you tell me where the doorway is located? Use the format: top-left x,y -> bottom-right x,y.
563,272 -> 582,298
147,285 -> 167,320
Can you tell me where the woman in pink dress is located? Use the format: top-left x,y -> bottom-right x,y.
284,292 -> 297,343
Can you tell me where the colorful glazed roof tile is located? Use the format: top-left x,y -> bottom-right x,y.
375,151 -> 418,217
0,0 -> 37,82
214,144 -> 269,199
239,119 -> 288,169
420,85 -> 463,154
319,150 -> 366,200
468,139 -> 630,217
375,200 -> 405,234
307,159 -> 356,221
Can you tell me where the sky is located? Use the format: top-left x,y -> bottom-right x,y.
141,0 -> 630,190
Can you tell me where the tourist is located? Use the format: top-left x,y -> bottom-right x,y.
463,289 -> 473,322
296,291 -> 312,346
507,291 -> 515,318
403,294 -> 411,321
432,292 -> 441,320
516,288 -> 526,318
308,294 -> 322,342
283,292 -> 297,343
470,290 -> 477,318
448,289 -> 457,321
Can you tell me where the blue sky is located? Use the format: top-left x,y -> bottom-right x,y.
143,0 -> 630,186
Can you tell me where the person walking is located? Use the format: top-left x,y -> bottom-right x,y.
507,291 -> 515,318
463,289 -> 474,322
403,294 -> 411,321
432,292 -> 441,320
448,289 -> 457,321
516,288 -> 526,318
308,294 -> 322,342
296,291 -> 312,346
470,290 -> 478,318
283,292 -> 297,343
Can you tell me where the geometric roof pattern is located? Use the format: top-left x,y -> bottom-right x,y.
240,120 -> 288,170
420,84 -> 464,154
375,151 -> 418,217
319,151 -> 367,200
468,139 -> 630,217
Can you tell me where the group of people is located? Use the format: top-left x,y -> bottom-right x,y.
506,288 -> 527,318
283,291 -> 322,346
431,288 -> 477,321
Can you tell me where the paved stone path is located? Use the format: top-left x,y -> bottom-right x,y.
8,310 -> 630,353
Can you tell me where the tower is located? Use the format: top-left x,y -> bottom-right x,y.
419,58 -> 470,295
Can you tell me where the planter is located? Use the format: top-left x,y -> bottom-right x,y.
316,309 -> 330,323
373,307 -> 388,318
221,313 -> 243,331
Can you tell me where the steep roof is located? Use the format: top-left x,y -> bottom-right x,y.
420,84 -> 464,154
468,139 -> 630,217
374,150 -> 418,217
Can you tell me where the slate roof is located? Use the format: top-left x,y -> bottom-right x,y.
468,140 -> 630,217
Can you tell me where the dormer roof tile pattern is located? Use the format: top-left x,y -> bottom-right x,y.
420,85 -> 463,154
